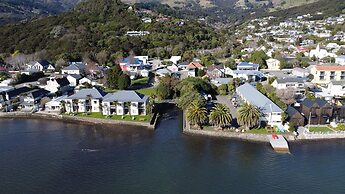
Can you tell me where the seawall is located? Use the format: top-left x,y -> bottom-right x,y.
0,112 -> 155,130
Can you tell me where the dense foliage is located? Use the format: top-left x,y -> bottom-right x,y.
0,0 -> 223,62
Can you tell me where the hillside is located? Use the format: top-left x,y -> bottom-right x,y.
0,0 -> 223,61
133,0 -> 335,26
0,0 -> 82,25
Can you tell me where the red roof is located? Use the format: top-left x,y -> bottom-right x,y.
315,65 -> 345,71
187,62 -> 204,69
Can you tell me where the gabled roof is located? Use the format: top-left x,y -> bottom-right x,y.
286,106 -> 302,117
6,87 -> 33,99
37,60 -> 52,68
67,88 -> 107,99
121,58 -> 142,65
315,64 -> 345,71
276,77 -> 304,84
63,64 -> 81,71
28,89 -> 50,99
103,90 -> 148,102
187,62 -> 204,69
207,65 -> 224,71
237,83 -> 283,113
301,98 -> 329,108
56,77 -> 70,87
238,62 -> 259,68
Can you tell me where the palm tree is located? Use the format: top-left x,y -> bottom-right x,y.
237,102 -> 262,130
146,95 -> 155,115
60,100 -> 66,113
110,100 -> 119,115
86,94 -> 93,113
209,104 -> 232,129
66,101 -> 72,113
186,101 -> 208,129
124,102 -> 131,115
72,99 -> 79,114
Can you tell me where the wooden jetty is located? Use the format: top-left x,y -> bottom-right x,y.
267,134 -> 289,151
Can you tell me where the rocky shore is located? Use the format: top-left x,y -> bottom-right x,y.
0,112 -> 155,130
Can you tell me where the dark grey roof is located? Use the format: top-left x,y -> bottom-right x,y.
67,88 -> 106,99
63,63 -> 85,71
286,106 -> 301,117
56,77 -> 70,87
28,89 -> 50,99
103,90 -> 148,102
38,60 -> 53,68
237,83 -> 283,113
301,98 -> 328,108
276,77 -> 304,84
63,64 -> 80,71
6,87 -> 33,99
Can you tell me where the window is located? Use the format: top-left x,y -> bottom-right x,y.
319,76 -> 325,80
320,71 -> 325,76
330,71 -> 336,80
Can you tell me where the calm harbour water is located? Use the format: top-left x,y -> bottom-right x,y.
1,108 -> 345,194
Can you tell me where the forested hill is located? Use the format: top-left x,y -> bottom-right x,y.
0,0 -> 224,62
0,0 -> 82,25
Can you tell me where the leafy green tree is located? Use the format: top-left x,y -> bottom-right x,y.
118,74 -> 131,90
250,50 -> 269,69
224,58 -> 236,70
288,122 -> 296,132
218,84 -> 228,95
106,64 -> 122,89
156,83 -> 170,100
155,75 -> 179,100
268,76 -> 277,85
197,69 -> 206,77
209,104 -> 232,128
176,91 -> 206,110
186,101 -> 208,129
237,103 -> 262,130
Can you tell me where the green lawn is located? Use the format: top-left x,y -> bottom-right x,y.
104,88 -> 117,93
308,126 -> 332,132
131,77 -> 149,86
136,87 -> 156,96
246,128 -> 285,134
65,112 -> 150,123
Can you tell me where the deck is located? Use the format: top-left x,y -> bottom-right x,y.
267,134 -> 289,151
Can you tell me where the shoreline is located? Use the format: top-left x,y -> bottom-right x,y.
182,110 -> 345,143
0,112 -> 155,130
183,127 -> 345,143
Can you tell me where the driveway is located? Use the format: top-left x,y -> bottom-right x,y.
214,95 -> 239,127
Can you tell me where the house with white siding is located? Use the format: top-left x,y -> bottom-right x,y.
102,91 -> 149,116
65,88 -> 106,113
237,83 -> 283,126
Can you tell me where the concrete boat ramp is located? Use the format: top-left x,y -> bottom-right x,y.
267,134 -> 289,152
